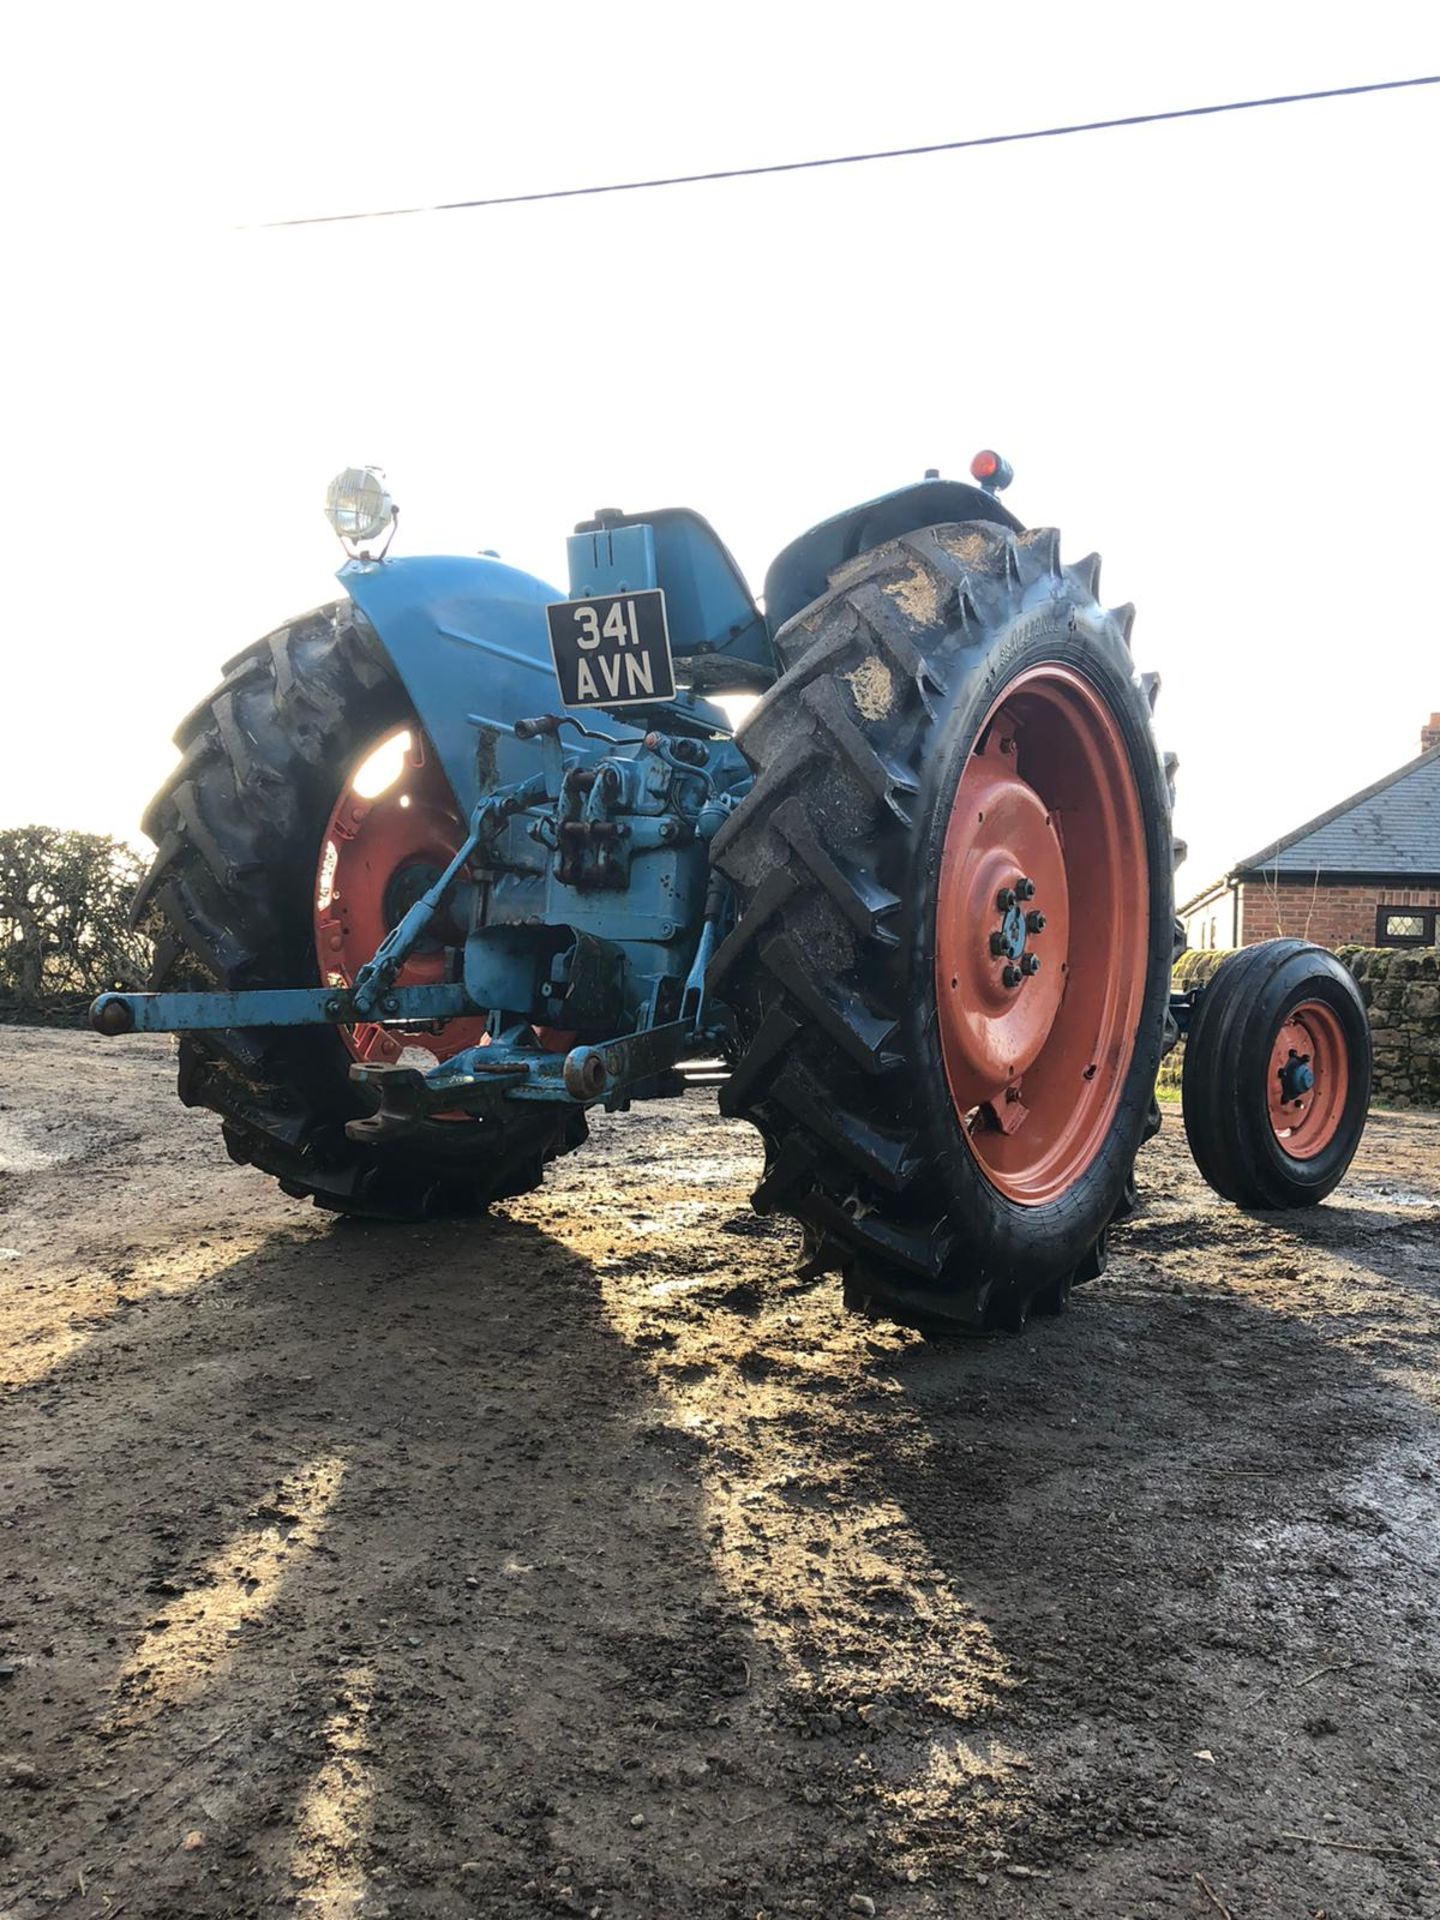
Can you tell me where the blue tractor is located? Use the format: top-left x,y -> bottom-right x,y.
95,459 -> 1372,1332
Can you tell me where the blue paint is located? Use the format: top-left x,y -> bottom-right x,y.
566,523 -> 658,597
108,482 -> 1039,1115
340,551 -> 636,819
569,508 -> 771,681
339,530 -> 748,816
93,983 -> 474,1033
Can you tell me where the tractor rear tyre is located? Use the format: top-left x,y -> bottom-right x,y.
1182,938 -> 1370,1207
133,604 -> 586,1219
709,522 -> 1176,1334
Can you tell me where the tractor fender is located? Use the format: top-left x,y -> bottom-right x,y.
763,479 -> 1024,635
339,552 -> 640,817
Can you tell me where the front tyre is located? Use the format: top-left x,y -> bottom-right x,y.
1182,939 -> 1371,1207
709,523 -> 1175,1333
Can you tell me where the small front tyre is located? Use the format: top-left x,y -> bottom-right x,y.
1182,939 -> 1371,1208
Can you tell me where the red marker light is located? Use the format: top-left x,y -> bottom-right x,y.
968,448 -> 1013,494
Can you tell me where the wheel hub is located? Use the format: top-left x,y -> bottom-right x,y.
940,761 -> 1070,1104
1276,1050 -> 1315,1104
1267,1001 -> 1348,1157
381,860 -> 454,954
934,668 -> 1149,1205
988,874 -> 1048,986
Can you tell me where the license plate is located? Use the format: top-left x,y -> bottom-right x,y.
545,588 -> 675,709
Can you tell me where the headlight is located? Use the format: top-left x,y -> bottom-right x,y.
324,466 -> 395,545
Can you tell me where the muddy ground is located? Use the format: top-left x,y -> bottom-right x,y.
0,1028 -> 1438,1920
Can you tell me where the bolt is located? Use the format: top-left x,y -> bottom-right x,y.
1017,877 -> 1036,900
1026,910 -> 1047,933
324,997 -> 343,1018
997,887 -> 1017,911
1002,964 -> 1022,989
382,994 -> 400,1015
989,931 -> 1007,957
1021,953 -> 1041,977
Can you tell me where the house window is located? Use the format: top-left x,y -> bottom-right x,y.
1376,907 -> 1436,947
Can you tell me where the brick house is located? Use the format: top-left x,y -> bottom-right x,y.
1180,715 -> 1440,952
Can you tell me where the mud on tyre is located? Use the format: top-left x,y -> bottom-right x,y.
709,523 -> 1176,1333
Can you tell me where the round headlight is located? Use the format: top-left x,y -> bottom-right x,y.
324,466 -> 395,545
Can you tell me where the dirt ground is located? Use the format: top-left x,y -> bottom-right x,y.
1,1029 -> 1437,1920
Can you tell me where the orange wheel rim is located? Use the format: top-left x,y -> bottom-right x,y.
934,666 -> 1149,1205
314,727 -> 491,1071
1267,999 -> 1348,1159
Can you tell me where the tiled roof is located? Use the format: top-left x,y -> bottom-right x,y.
1232,744 -> 1440,878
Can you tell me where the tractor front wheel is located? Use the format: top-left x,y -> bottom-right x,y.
1182,939 -> 1371,1207
709,522 -> 1176,1333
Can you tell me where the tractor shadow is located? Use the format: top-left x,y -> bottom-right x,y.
800,1166 -> 1440,1903
1250,1199 -> 1440,1339
4,1123 -> 1439,1919
0,1210 -> 833,1919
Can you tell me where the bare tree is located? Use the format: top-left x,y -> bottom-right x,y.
0,827 -> 153,1010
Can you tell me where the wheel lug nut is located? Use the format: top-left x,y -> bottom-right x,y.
1017,877 -> 1036,900
1021,953 -> 1041,976
1002,964 -> 1022,989
989,932 -> 1007,957
997,887 -> 1017,911
1026,910 -> 1046,933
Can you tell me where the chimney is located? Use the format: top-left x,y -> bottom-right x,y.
1424,713 -> 1440,754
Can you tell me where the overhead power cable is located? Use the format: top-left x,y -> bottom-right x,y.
255,73 -> 1439,229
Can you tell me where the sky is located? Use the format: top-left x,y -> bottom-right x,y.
2,0 -> 1437,896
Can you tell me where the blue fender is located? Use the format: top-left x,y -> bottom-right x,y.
339,553 -> 640,818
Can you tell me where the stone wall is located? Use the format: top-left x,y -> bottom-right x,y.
1334,945 -> 1440,1107
1158,946 -> 1440,1107
1156,949 -> 1226,1092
